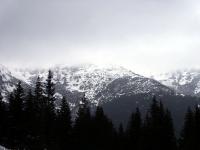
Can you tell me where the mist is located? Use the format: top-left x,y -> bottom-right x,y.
1,0 -> 200,75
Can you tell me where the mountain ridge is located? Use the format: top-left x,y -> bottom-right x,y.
152,69 -> 200,97
0,64 -> 174,107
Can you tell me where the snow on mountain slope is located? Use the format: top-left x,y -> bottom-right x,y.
51,65 -> 143,104
0,65 -> 20,101
0,64 -> 174,106
152,69 -> 200,96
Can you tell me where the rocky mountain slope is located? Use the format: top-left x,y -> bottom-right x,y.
0,65 -> 21,102
152,69 -> 200,97
0,64 -> 174,107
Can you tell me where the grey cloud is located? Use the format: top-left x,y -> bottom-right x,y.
0,0 -> 200,75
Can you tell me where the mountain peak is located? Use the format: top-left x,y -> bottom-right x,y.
0,64 -> 174,106
0,64 -> 11,75
152,69 -> 200,96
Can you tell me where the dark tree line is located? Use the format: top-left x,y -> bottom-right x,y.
0,71 -> 198,150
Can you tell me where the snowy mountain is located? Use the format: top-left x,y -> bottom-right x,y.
0,64 -> 174,107
152,69 -> 200,97
0,65 -> 22,102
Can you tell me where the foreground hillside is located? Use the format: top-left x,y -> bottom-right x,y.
103,93 -> 200,133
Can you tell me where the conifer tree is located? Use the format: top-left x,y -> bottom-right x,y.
46,70 -> 55,107
162,109 -> 177,150
24,89 -> 34,124
14,81 -> 25,148
13,81 -> 24,116
93,106 -> 115,149
141,113 -> 151,150
33,72 -> 56,149
73,94 -> 92,150
118,123 -> 124,140
35,76 -> 44,110
56,96 -> 72,150
142,96 -> 177,150
24,89 -> 39,149
0,92 -> 6,145
116,123 -> 125,150
7,82 -> 25,149
6,93 -> 14,148
33,76 -> 46,149
126,107 -> 142,150
179,108 -> 195,150
194,106 -> 200,149
180,106 -> 200,150
44,70 -> 56,149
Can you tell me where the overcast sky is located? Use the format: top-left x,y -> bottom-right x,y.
0,0 -> 200,75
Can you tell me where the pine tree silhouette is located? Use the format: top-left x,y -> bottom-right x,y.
0,92 -> 7,146
162,109 -> 177,150
35,76 -> 44,110
56,96 -> 72,150
126,107 -> 142,150
179,107 -> 195,150
44,70 -> 56,149
92,106 -> 115,150
7,82 -> 25,149
73,94 -> 92,150
33,76 -> 46,149
141,96 -> 177,150
24,89 -> 43,149
194,106 -> 200,149
116,123 -> 125,150
180,106 -> 200,150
